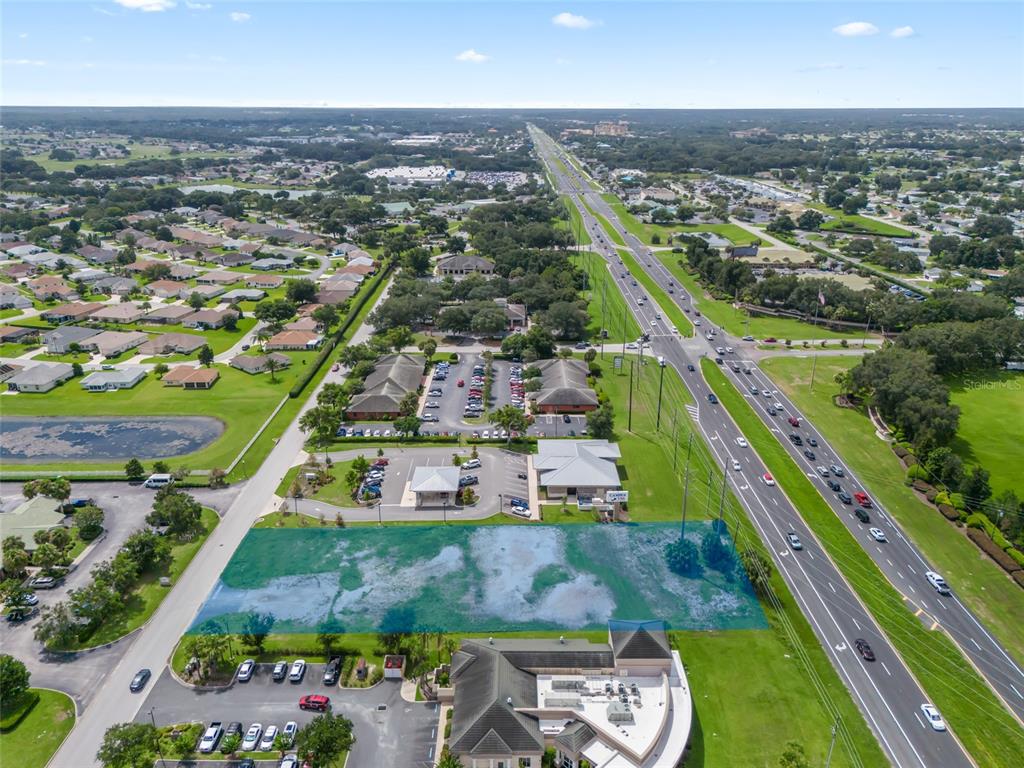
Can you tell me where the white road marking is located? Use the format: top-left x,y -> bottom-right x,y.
971,637 -> 982,650
907,564 -> 917,575
882,662 -> 893,677
914,712 -> 925,730
1011,684 -> 1023,700
829,582 -> 837,594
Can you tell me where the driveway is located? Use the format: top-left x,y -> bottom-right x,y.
0,480 -> 242,709
137,666 -> 439,768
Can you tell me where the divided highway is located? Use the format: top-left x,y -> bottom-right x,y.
532,125 -> 978,768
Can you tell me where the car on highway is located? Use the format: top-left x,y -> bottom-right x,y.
854,507 -> 870,524
725,346 -> 733,353
815,466 -> 830,478
687,364 -> 695,371
762,472 -> 776,486
241,724 -> 263,751
926,571 -> 951,595
129,668 -> 151,693
742,335 -> 755,341
787,416 -> 800,427
259,725 -> 279,751
804,449 -> 816,460
289,659 -> 306,682
920,704 -> 946,731
854,638 -> 876,661
838,491 -> 853,505
425,401 -> 440,409
788,433 -> 803,446
750,386 -> 759,395
766,406 -> 776,416
736,437 -> 748,448
457,379 -> 465,387
763,337 -> 777,343
707,393 -> 718,404
830,464 -> 844,477
826,479 -> 841,492
731,459 -> 742,471
715,357 -> 723,365
786,532 -> 802,550
853,491 -> 872,507
299,694 -> 330,712
869,527 -> 887,542
807,438 -> 818,447
237,659 -> 255,682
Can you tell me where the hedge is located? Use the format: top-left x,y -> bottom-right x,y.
911,479 -> 935,495
937,503 -> 960,521
966,528 -> 1023,574
934,491 -> 951,506
1009,548 -> 1024,569
949,492 -> 966,510
905,464 -> 928,481
330,435 -> 461,447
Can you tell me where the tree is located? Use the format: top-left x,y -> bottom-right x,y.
0,654 -> 30,714
187,292 -> 206,310
254,298 -> 297,323
796,209 -> 824,231
738,548 -> 774,597
241,612 -> 275,654
394,415 -> 421,438
436,745 -> 465,768
219,733 -> 242,756
34,601 -> 79,648
295,712 -> 355,768
539,301 -> 589,340
74,505 -> 105,539
2,537 -> 30,578
0,580 -> 34,611
299,405 -> 342,461
22,477 -> 71,501
586,402 -> 615,440
198,344 -> 214,367
152,460 -> 170,474
664,536 -> 700,577
312,304 -> 339,330
766,214 -> 796,234
419,338 -> 438,360
960,466 -> 992,507
125,458 -> 145,480
96,722 -> 160,768
398,391 -> 420,417
701,528 -> 735,574
122,529 -> 172,571
149,490 -> 204,539
778,741 -> 811,768
286,278 -> 318,305
33,542 -> 62,571
491,405 -> 529,444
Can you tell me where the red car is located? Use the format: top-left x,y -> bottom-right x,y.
854,492 -> 872,508
764,337 -> 778,343
787,416 -> 800,427
299,694 -> 330,712
457,379 -> 465,387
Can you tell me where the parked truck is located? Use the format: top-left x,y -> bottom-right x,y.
198,722 -> 223,753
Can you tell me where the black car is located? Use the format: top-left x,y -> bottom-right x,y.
707,393 -> 718,404
827,479 -> 842,493
563,414 -> 572,424
272,661 -> 288,681
807,438 -> 818,447
687,364 -> 695,372
766,407 -> 776,416
129,669 -> 151,693
225,722 -> 243,739
855,638 -> 876,661
238,760 -> 256,768
804,449 -> 816,460
715,357 -> 723,365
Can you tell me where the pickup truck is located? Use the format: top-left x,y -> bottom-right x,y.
198,722 -> 223,753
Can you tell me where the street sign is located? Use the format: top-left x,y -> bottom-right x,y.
613,356 -> 623,370
606,490 -> 629,503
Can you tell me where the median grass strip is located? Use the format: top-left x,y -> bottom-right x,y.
760,356 -> 1024,667
702,358 -> 1024,768
0,689 -> 75,768
570,252 -> 641,343
558,196 -> 592,245
616,247 -> 694,337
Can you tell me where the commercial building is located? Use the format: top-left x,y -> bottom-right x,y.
533,359 -> 599,413
345,353 -> 424,420
533,439 -> 622,503
0,497 -> 67,571
409,466 -> 461,508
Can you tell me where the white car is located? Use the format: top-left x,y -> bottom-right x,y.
259,725 -> 279,751
735,437 -> 748,448
241,724 -> 263,751
725,346 -> 733,354
925,571 -> 951,596
762,472 -> 776,487
920,704 -> 946,731
868,527 -> 887,542
282,721 -> 298,747
773,402 -> 783,411
625,342 -> 638,350
372,429 -> 381,437
731,459 -> 742,471
289,659 -> 306,682
236,659 -> 255,682
482,430 -> 490,439
462,458 -> 482,470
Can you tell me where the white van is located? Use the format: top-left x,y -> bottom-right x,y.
143,473 -> 173,489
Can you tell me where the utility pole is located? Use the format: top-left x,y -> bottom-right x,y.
809,299 -> 822,391
627,359 -> 634,433
656,356 -> 666,430
717,462 -> 728,521
824,718 -> 838,768
671,409 -> 679,471
149,708 -> 167,768
680,434 -> 693,536
703,468 -> 714,518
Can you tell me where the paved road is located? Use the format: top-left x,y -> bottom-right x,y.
0,482 -> 241,710
49,281 -> 392,768
137,667 -> 438,768
533,125 -> 975,768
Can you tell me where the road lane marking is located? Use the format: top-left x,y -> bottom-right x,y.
914,713 -> 925,729
882,662 -> 892,677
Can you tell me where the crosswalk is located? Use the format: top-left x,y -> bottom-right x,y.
685,403 -> 700,421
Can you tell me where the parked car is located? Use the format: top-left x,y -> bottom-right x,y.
282,721 -> 298,747
241,724 -> 262,751
459,475 -> 479,487
323,656 -> 341,685
129,669 -> 151,693
289,659 -> 306,682
29,576 -> 59,590
259,725 -> 279,751
280,756 -> 299,768
926,571 -> 951,595
299,694 -> 330,712
854,638 -> 875,661
237,659 -> 255,682
198,722 -> 224,753
462,458 -> 481,470
225,722 -> 243,739
920,704 -> 946,731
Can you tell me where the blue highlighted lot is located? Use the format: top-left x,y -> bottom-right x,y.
189,522 -> 766,635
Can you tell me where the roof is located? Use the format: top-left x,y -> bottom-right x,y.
437,254 -> 496,271
164,365 -> 219,385
555,721 -> 597,754
409,466 -> 460,493
535,359 -> 598,407
608,620 -> 672,660
80,366 -> 146,387
146,304 -> 194,321
7,362 -> 73,386
89,303 -> 145,320
535,440 -> 621,489
0,496 -> 65,554
348,354 -> 423,413
43,325 -> 101,345
267,330 -> 320,347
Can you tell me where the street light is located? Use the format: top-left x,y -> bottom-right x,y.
149,708 -> 166,768
376,500 -> 382,527
655,356 -> 666,431
443,498 -> 448,525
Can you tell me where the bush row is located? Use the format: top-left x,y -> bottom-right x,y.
965,528 -> 1023,574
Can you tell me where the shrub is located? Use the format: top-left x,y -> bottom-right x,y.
934,491 -> 951,506
966,528 -> 1022,573
937,503 -> 959,521
949,492 -> 966,510
1008,548 -> 1024,569
905,464 -> 928,482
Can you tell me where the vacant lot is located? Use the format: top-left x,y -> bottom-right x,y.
0,689 -> 75,768
808,203 -> 912,237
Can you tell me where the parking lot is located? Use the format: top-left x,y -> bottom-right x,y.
137,665 -> 439,768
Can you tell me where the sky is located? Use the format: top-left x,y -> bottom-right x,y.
1,1 -> 1022,108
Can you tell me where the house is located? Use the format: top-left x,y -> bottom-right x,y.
180,284 -> 225,302
345,354 -> 424,419
0,496 -> 67,569
27,276 -> 76,301
251,256 -> 294,271
138,333 -> 206,356
326,272 -> 363,287
219,289 -> 265,303
168,264 -> 197,281
92,276 -> 138,296
40,302 -> 104,324
162,365 -> 219,389
181,308 -> 237,330
316,288 -> 356,306
88,303 -> 147,324
145,280 -> 184,299
265,330 -> 321,351
124,259 -> 166,275
22,251 -> 86,270
495,298 -> 527,330
923,267 -> 945,282
437,254 -> 496,278
211,252 -> 254,268
3,243 -> 44,258
285,317 -> 321,333
0,287 -> 32,311
195,270 -> 238,285
337,263 -> 375,277
533,439 -> 622,503
69,268 -> 109,284
85,330 -> 148,358
347,253 -> 376,267
726,244 -> 759,259
409,466 -> 460,508
0,325 -> 39,344
229,352 -> 291,375
145,304 -> 194,325
533,359 -> 599,413
80,366 -> 147,391
42,325 -> 101,354
6,362 -> 75,393
0,362 -> 25,382
447,621 -> 690,768
1,262 -> 36,281
246,274 -> 284,289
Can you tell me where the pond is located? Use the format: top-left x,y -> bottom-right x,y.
179,183 -> 316,200
0,416 -> 225,463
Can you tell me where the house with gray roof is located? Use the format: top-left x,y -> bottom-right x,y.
6,362 -> 74,393
437,253 -> 496,278
533,439 -> 622,503
80,366 -> 147,391
93,276 -> 138,296
533,359 -> 599,413
43,325 -> 102,354
85,330 -> 148,358
345,354 -> 424,419
229,352 -> 291,375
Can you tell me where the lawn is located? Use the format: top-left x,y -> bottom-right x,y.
616,248 -> 694,337
570,252 -> 641,343
0,689 -> 75,768
653,251 -> 870,341
55,508 -> 219,650
702,358 -> 1024,768
32,144 -> 235,173
557,197 -> 592,246
946,370 -> 1024,497
601,194 -> 761,246
808,203 -> 913,238
759,356 -> 1024,665
275,459 -> 362,508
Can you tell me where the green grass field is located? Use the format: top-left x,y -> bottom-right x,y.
946,370 -> 1024,497
808,204 -> 913,238
32,144 -> 235,173
601,194 -> 761,246
570,252 -> 641,343
0,689 -> 75,768
703,358 -> 1024,768
55,508 -> 219,650
558,197 -> 593,246
760,356 -> 1024,664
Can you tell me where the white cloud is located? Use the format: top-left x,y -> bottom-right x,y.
114,0 -> 177,11
833,21 -> 879,37
229,11 -> 251,23
3,58 -> 48,67
92,5 -> 119,16
18,33 -> 29,39
552,12 -> 600,30
455,49 -> 489,63
185,1 -> 212,8
890,26 -> 915,38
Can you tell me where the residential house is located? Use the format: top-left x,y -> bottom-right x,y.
22,251 -> 86,270
533,439 -> 622,503
0,325 -> 39,344
85,330 -> 148,358
251,256 -> 294,271
137,333 -> 206,356
316,288 -> 355,306
0,363 -> 25,383
162,365 -> 219,389
145,304 -> 194,325
42,325 -> 101,354
180,284 -> 225,302
0,496 -> 67,569
345,354 -> 424,419
1,262 -> 36,281
265,330 -> 321,350
246,274 -> 284,290
195,270 -> 238,286
181,308 -> 237,330
124,259 -> 166,275
219,289 -> 265,303
6,362 -> 74,393
92,276 -> 138,296
338,263 -> 375,278
27,276 -> 76,301
168,264 -> 197,281
69,268 -> 109,284
40,301 -> 104,324
533,359 -> 599,413
437,254 -> 496,278
145,279 -> 184,299
80,366 -> 147,391
88,303 -> 147,324
285,317 -> 321,333
211,252 -> 254,268
3,244 -> 44,258
229,352 -> 291,375
0,287 -> 32,310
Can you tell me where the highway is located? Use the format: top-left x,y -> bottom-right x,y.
532,125 -> 978,768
